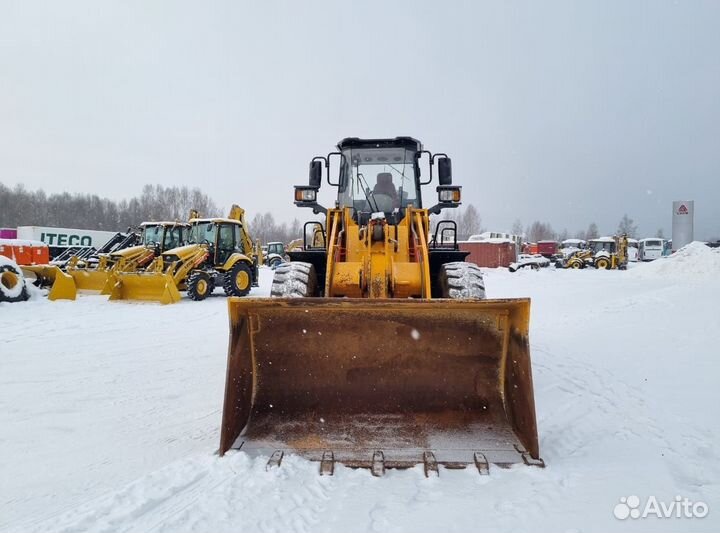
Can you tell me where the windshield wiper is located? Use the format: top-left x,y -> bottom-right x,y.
357,171 -> 379,212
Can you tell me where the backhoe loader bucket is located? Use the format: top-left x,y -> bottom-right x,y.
108,271 -> 181,305
67,269 -> 111,293
21,265 -> 78,301
220,298 -> 542,474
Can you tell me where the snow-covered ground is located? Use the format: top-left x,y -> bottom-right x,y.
1,250 -> 719,533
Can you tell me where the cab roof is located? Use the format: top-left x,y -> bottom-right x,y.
337,137 -> 422,152
189,217 -> 243,225
140,221 -> 191,227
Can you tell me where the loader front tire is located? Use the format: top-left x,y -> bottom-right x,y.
271,261 -> 317,298
187,271 -> 212,301
224,261 -> 253,297
438,261 -> 486,299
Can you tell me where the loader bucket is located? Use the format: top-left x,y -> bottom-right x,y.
220,297 -> 542,473
108,272 -> 182,305
21,265 -> 77,300
67,269 -> 111,293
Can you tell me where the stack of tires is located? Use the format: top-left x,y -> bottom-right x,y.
0,257 -> 30,303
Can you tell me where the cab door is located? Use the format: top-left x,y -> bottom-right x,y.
216,224 -> 236,265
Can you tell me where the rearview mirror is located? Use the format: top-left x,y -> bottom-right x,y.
438,157 -> 452,185
309,160 -> 322,188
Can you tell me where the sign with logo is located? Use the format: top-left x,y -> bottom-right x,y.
671,200 -> 694,252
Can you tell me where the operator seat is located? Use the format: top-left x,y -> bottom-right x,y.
373,172 -> 398,202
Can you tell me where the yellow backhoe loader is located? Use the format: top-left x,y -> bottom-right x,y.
220,137 -> 542,476
108,205 -> 259,304
22,221 -> 191,300
590,235 -> 628,270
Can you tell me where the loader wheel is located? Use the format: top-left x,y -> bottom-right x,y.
438,262 -> 486,299
0,264 -> 29,303
224,261 -> 253,297
569,259 -> 583,269
271,261 -> 317,297
187,271 -> 212,301
595,257 -> 610,270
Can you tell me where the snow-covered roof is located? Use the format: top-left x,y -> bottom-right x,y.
0,238 -> 47,247
460,238 -> 515,244
140,221 -> 190,227
562,239 -> 586,245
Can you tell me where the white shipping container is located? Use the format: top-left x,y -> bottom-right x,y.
16,226 -> 118,248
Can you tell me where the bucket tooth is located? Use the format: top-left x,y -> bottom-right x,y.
474,452 -> 490,475
320,451 -> 335,476
371,451 -> 385,477
265,450 -> 284,471
515,444 -> 545,467
423,451 -> 439,477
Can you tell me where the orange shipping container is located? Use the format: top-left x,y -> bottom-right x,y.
459,241 -> 517,268
0,239 -> 50,266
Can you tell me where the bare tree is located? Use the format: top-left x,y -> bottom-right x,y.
459,204 -> 482,240
585,222 -> 600,240
617,214 -> 638,238
655,228 -> 665,238
527,221 -> 556,242
511,219 -> 523,237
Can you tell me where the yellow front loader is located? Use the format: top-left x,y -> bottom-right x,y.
220,137 -> 542,476
108,206 -> 260,304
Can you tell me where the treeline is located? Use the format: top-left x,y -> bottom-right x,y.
0,183 -> 221,231
515,213 -> 663,242
434,204 -> 483,240
0,181 -> 668,245
247,212 -> 304,245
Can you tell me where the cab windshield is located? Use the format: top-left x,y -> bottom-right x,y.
189,222 -> 217,245
142,225 -> 164,246
589,241 -> 616,253
338,147 -> 420,213
163,226 -> 186,250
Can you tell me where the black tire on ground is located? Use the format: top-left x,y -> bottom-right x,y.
438,261 -> 486,299
0,264 -> 29,303
223,261 -> 253,297
187,270 -> 213,301
568,259 -> 584,269
270,261 -> 318,298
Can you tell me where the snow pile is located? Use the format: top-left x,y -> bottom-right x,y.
629,241 -> 720,280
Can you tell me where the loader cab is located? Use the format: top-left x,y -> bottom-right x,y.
296,137 -> 462,223
188,219 -> 248,266
140,223 -> 189,253
336,138 -> 422,223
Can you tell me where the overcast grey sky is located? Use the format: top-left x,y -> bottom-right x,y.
1,0 -> 718,238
